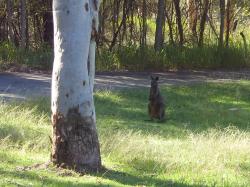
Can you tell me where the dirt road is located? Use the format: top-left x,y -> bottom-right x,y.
0,71 -> 249,100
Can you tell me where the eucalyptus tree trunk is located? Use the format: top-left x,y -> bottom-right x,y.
219,0 -> 225,47
173,0 -> 184,46
187,0 -> 198,42
51,0 -> 101,172
154,0 -> 165,51
225,0 -> 232,47
141,0 -> 147,47
6,0 -> 14,43
20,0 -> 27,48
43,0 -> 53,46
198,0 -> 210,47
166,2 -> 174,45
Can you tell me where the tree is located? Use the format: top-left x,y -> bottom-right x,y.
20,0 -> 27,48
154,0 -> 165,51
6,0 -> 14,43
173,0 -> 184,46
225,0 -> 235,47
141,0 -> 147,47
43,0 -> 53,46
219,0 -> 225,47
51,0 -> 102,172
187,0 -> 198,42
198,0 -> 210,47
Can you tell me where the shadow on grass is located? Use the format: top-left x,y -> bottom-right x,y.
0,167 -> 206,187
95,82 -> 250,138
0,168 -> 115,187
96,168 -> 206,187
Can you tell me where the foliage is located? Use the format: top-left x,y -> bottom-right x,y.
1,82 -> 250,186
1,0 -> 250,71
0,42 -> 53,71
1,40 -> 249,72
96,44 -> 250,71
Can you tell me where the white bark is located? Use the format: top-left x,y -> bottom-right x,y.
51,0 -> 102,170
88,0 -> 101,123
88,0 -> 101,93
52,0 -> 93,118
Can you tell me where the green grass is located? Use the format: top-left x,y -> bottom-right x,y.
0,82 -> 250,186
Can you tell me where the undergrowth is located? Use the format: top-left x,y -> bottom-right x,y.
1,41 -> 250,72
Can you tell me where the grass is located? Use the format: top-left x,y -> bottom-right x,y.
0,82 -> 250,186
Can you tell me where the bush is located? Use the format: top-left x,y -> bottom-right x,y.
0,42 -> 53,71
96,44 -> 250,71
1,41 -> 250,72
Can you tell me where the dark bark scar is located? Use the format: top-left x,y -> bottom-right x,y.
85,3 -> 89,12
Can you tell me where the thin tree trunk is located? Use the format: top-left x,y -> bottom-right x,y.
141,0 -> 147,47
187,0 -> 198,42
129,0 -> 134,44
154,0 -> 166,51
173,0 -> 184,46
6,0 -> 14,43
198,0 -> 210,47
20,0 -> 27,48
240,32 -> 247,57
43,0 -> 53,46
225,0 -> 232,47
166,2 -> 174,45
219,0 -> 225,47
35,14 -> 43,44
109,0 -> 132,51
51,0 -> 102,172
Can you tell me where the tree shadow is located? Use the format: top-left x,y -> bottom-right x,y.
0,167 -> 207,187
95,168 -> 207,187
0,168 -> 114,187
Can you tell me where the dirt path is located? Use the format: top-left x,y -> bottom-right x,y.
0,71 -> 249,100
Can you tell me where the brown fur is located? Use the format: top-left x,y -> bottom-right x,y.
148,76 -> 165,121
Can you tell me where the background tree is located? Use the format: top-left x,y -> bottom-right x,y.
20,0 -> 27,48
154,0 -> 166,51
1,0 -> 250,70
219,0 -> 225,47
173,0 -> 184,46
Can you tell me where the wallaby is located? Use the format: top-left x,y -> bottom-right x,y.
148,76 -> 165,121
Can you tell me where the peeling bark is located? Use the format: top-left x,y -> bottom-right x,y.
51,108 -> 101,171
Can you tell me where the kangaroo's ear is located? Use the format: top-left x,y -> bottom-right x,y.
150,75 -> 154,80
155,76 -> 159,81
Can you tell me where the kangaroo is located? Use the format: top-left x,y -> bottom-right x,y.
148,76 -> 165,121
